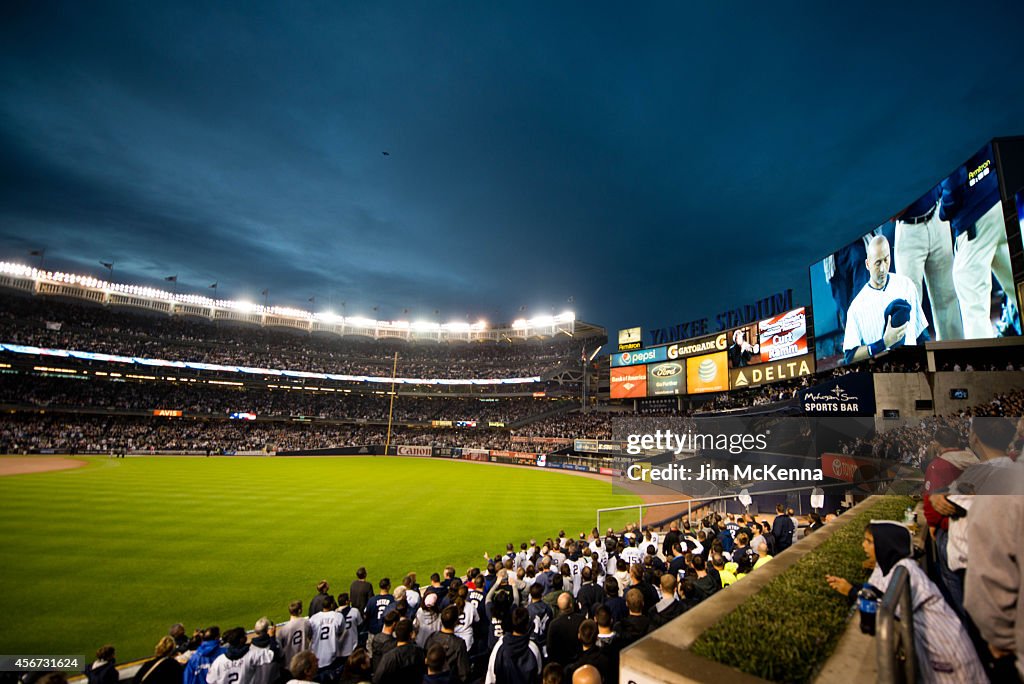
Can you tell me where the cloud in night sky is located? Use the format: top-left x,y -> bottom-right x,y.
1,1 -> 1022,338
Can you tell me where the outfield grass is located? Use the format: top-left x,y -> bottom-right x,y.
0,456 -> 639,661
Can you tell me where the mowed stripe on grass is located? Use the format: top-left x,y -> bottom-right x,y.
0,456 -> 638,660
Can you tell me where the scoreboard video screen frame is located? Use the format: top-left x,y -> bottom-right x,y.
809,141 -> 1021,371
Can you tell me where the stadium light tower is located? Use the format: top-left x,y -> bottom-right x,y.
581,345 -> 600,412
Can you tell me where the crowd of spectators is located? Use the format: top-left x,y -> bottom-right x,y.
839,388 -> 1024,467
0,374 -> 571,424
511,413 -> 613,441
0,296 -> 594,380
73,509 -> 808,684
0,415 -> 522,453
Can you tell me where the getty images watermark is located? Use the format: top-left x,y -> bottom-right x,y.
607,416 -> 887,497
622,427 -> 823,484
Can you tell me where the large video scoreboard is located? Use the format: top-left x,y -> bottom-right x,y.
809,139 -> 1024,371
609,307 -> 813,398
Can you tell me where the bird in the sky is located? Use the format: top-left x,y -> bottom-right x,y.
382,151 -> 390,156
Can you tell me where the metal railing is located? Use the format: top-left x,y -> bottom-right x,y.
877,564 -> 916,684
595,478 -> 895,531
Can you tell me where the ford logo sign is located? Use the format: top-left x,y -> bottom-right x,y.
651,363 -> 682,378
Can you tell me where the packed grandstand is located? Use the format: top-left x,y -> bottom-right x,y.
2,261 -> 1024,684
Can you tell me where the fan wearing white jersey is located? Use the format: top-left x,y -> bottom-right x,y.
843,235 -> 930,364
335,593 -> 363,658
207,628 -> 274,684
308,595 -> 346,671
278,601 -> 313,666
563,544 -> 587,597
452,585 -> 479,651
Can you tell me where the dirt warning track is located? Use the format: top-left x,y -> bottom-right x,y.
0,456 -> 87,477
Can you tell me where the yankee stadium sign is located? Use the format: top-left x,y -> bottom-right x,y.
650,289 -> 793,345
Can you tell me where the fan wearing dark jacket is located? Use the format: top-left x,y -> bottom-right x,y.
133,637 -> 183,684
84,645 -> 118,684
372,619 -> 423,684
484,607 -> 542,684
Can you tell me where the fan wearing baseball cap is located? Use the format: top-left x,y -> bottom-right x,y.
843,235 -> 930,365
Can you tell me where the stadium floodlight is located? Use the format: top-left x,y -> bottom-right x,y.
272,306 -> 309,319
412,320 -> 435,331
347,316 -> 377,327
556,311 -> 576,322
235,300 -> 257,313
316,311 -> 342,324
444,321 -> 472,332
530,315 -> 555,327
512,318 -> 528,329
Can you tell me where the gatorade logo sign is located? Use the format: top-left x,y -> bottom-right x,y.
667,333 -> 728,360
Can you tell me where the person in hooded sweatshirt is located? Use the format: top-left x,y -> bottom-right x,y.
825,521 -> 985,684
249,617 -> 283,684
184,627 -> 226,684
207,628 -> 274,684
485,607 -> 543,684
83,645 -> 118,684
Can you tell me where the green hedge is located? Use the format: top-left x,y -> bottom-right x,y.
690,496 -> 914,683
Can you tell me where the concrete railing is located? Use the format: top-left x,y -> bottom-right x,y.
619,495 -> 891,684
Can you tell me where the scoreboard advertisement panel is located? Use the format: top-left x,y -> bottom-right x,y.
611,346 -> 667,368
685,351 -> 728,394
617,327 -> 642,352
646,360 -> 685,395
666,332 -> 727,360
758,307 -> 808,363
726,323 -> 759,369
729,352 -> 815,389
610,365 -> 647,398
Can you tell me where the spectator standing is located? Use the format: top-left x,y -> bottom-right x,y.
771,504 -> 795,554
207,628 -> 274,684
133,638 -> 183,684
484,608 -> 543,684
278,601 -> 312,665
184,628 -> 225,684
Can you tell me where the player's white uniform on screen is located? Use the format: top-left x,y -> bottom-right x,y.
207,648 -> 274,684
843,272 -> 929,353
309,610 -> 346,667
953,202 -> 1018,338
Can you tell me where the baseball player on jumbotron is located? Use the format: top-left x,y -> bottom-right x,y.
842,234 -> 930,365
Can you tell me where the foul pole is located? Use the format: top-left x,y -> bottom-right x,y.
384,352 -> 399,455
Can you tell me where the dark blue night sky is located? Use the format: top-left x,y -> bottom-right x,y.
2,1 -> 1022,338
